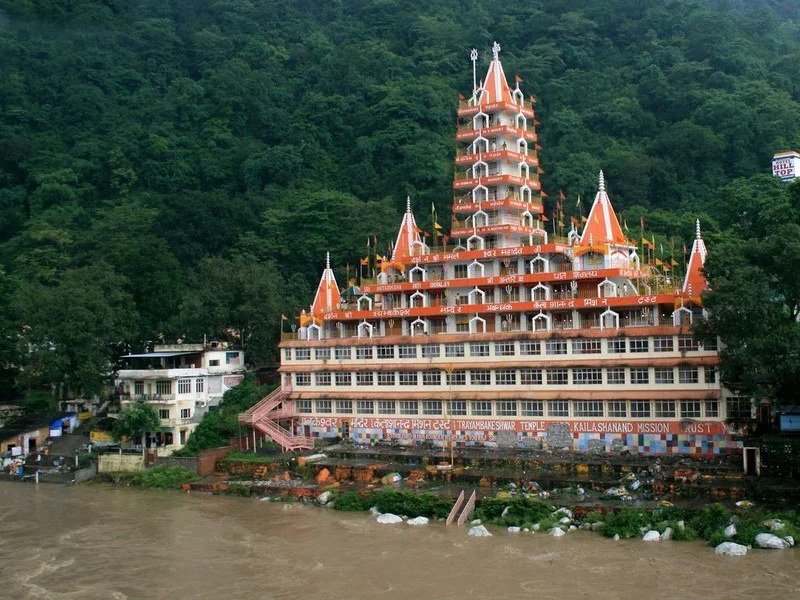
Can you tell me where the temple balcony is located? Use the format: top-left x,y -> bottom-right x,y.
455,123 -> 537,143
452,173 -> 541,190
457,100 -> 535,119
454,149 -> 538,166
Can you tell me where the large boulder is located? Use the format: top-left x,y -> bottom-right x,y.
407,517 -> 429,526
715,542 -> 748,556
661,527 -> 673,541
549,527 -> 566,537
507,526 -> 521,533
642,530 -> 661,542
316,491 -> 333,505
468,525 -> 492,537
755,533 -> 790,549
724,524 -> 737,538
376,513 -> 403,524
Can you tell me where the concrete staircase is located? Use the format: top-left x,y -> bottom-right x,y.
238,386 -> 314,452
446,490 -> 477,526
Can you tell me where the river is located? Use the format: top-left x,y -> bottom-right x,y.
1,482 -> 798,599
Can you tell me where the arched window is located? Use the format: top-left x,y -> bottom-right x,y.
357,321 -> 374,338
410,318 -> 428,336
597,279 -> 617,298
469,315 -> 486,333
531,312 -> 551,332
531,283 -> 549,301
468,287 -> 486,305
600,309 -> 619,330
409,291 -> 426,308
357,294 -> 373,310
529,255 -> 548,274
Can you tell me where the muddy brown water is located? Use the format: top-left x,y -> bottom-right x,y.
1,482 -> 798,600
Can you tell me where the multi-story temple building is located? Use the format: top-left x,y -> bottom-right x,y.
240,44 -> 741,456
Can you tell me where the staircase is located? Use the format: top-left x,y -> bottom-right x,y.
238,386 -> 314,452
446,490 -> 477,526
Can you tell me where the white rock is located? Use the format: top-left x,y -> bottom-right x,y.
507,526 -> 521,533
549,527 -> 566,537
577,487 -> 586,495
522,528 -> 530,533
569,525 -> 577,531
470,519 -> 482,526
590,522 -> 604,531
376,513 -> 403,524
580,523 -> 591,530
406,516 -> 429,526
532,523 -> 541,531
676,520 -> 685,530
724,524 -> 737,538
559,516 -> 571,525
305,453 -> 327,462
467,525 -> 492,537
554,508 -> 574,519
766,519 -> 785,532
613,534 -> 620,541
662,527 -> 673,541
501,506 -> 511,518
369,506 -> 381,516
642,530 -> 661,542
783,536 -> 794,547
715,542 -> 748,556
754,533 -> 790,549
316,491 -> 332,505
629,480 -> 641,491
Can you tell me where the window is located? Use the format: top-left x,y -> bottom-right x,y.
156,380 -> 171,395
681,400 -> 701,418
495,341 -> 515,356
284,349 -> 291,361
209,359 -> 220,366
496,369 -> 517,385
678,336 -> 699,352
181,408 -> 191,419
704,367 -> 717,384
422,370 -> 441,385
470,370 -> 491,385
606,368 -> 625,385
629,337 -> 649,353
547,400 -> 569,417
421,343 -> 440,358
399,371 -> 417,385
546,368 -> 569,385
378,400 -> 396,414
376,345 -> 395,359
134,381 -> 144,395
520,368 -> 543,385
356,346 -> 373,360
398,345 -> 416,359
316,399 -> 332,413
630,368 -> 650,384
335,347 -> 351,360
335,372 -> 351,386
195,378 -> 204,393
574,401 -> 603,417
572,338 -> 601,354
356,371 -> 373,386
521,401 -> 544,416
496,400 -> 517,416
703,338 -> 718,351
705,400 -> 719,418
226,351 -> 240,364
400,401 -> 419,415
469,342 -> 490,357
356,400 -> 374,414
520,340 -> 540,355
315,347 -> 331,360
177,378 -> 191,394
654,367 -> 674,384
296,401 -> 312,414
295,373 -> 311,386
159,409 -> 170,419
377,372 -> 394,386
295,348 -> 311,360
447,370 -> 466,385
678,367 -> 699,384
573,368 -> 602,385
445,343 -> 465,358
726,397 -> 752,420
315,372 -> 331,386
631,401 -> 651,418
336,400 -> 352,413
608,401 -> 627,417
607,338 -> 626,354
471,401 -> 492,416
454,264 -> 468,278
653,336 -> 674,352
423,400 -> 442,416
655,401 -> 676,418
545,339 -> 567,355
448,400 -> 467,416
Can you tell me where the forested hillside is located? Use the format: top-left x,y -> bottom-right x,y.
1,0 -> 799,405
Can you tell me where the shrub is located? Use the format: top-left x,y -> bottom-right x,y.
475,497 -> 554,527
373,490 -> 454,518
689,503 -> 731,542
332,491 -> 375,512
131,466 -> 199,489
601,508 -> 651,539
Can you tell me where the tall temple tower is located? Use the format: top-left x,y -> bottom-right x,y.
240,45 -> 738,457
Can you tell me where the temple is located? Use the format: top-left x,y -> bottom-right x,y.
240,44 -> 741,456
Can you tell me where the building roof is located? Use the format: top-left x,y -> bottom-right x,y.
121,351 -> 201,359
683,220 -> 708,297
310,252 -> 341,317
579,171 -> 627,246
391,197 -> 422,264
478,42 -> 514,105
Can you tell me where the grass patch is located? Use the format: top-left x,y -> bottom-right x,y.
373,490 -> 454,519
475,497 -> 553,528
601,508 -> 651,539
131,466 -> 200,489
332,491 -> 376,512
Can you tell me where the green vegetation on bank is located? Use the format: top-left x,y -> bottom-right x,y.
0,1 -> 800,408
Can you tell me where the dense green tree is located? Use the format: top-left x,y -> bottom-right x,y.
113,400 -> 160,454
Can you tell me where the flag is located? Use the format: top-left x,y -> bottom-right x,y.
540,213 -> 549,222
281,314 -> 288,321
655,258 -> 663,266
515,74 -> 523,83
671,259 -> 679,266
458,93 -> 466,101
570,216 -> 579,225
529,95 -> 537,104
559,190 -> 566,201
581,215 -> 588,223
541,191 -> 548,198
534,120 -> 542,126
576,195 -> 582,210
535,143 -> 543,151
360,257 -> 368,266
434,221 -> 443,231
623,219 -> 629,232
640,216 -> 645,229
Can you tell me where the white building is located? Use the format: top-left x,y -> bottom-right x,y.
117,342 -> 245,454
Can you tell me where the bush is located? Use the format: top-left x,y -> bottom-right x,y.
131,466 -> 199,489
373,490 -> 454,518
601,508 -> 651,539
475,497 -> 553,527
332,491 -> 376,512
688,503 -> 731,542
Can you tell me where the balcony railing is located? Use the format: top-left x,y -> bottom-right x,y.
120,394 -> 176,403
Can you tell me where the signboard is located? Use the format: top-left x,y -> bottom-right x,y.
772,152 -> 800,181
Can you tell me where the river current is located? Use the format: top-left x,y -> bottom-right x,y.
0,482 -> 797,599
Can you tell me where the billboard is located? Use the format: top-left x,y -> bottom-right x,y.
772,151 -> 800,181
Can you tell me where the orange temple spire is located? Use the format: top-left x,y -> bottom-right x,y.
579,171 -> 627,246
683,219 -> 708,297
310,251 -> 340,317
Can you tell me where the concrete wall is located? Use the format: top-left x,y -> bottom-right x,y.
153,447 -> 231,476
98,453 -> 144,473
